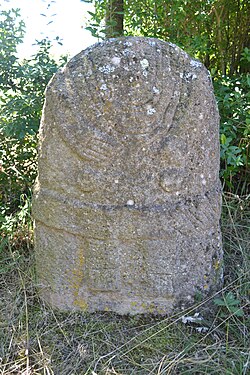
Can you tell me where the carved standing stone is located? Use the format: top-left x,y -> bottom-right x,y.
33,37 -> 222,314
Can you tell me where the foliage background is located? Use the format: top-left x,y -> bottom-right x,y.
0,8 -> 64,222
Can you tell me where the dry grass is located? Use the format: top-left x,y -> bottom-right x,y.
0,194 -> 249,374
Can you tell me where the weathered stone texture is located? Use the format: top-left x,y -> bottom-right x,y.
33,37 -> 222,314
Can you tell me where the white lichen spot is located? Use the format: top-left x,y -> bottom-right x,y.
100,83 -> 108,91
78,73 -> 83,77
176,191 -> 180,196
111,56 -> 121,65
199,113 -> 204,120
202,179 -> 207,185
129,76 -> 134,82
126,199 -> 134,206
153,86 -> 160,94
185,72 -> 193,80
114,179 -> 119,184
190,59 -> 202,68
148,40 -> 156,46
140,59 -> 149,70
99,64 -> 115,74
146,106 -> 156,115
124,41 -> 133,47
180,71 -> 197,80
174,90 -> 179,97
169,42 -> 177,48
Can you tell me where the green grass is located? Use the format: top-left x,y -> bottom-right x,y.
0,194 -> 249,375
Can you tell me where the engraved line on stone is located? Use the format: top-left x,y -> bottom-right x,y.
67,50 -> 164,137
56,129 -> 108,166
34,206 -> 185,240
80,146 -> 110,162
179,207 -> 212,232
56,122 -> 115,165
86,138 -> 113,156
35,220 -> 109,241
54,77 -> 123,157
188,206 -> 211,226
109,126 -> 155,137
82,54 -> 102,105
190,199 -> 218,225
38,187 -> 221,212
35,220 -> 183,243
71,57 -> 105,119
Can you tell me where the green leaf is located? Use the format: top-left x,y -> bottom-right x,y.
220,134 -> 227,145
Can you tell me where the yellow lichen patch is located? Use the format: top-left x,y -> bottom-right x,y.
213,259 -> 221,271
73,298 -> 88,310
69,247 -> 86,309
103,100 -> 112,113
147,303 -> 157,314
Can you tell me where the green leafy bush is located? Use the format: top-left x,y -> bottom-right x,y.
0,9 -> 62,215
214,73 -> 250,194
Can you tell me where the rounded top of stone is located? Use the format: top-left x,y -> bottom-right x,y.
48,36 -> 210,141
69,36 -> 204,73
